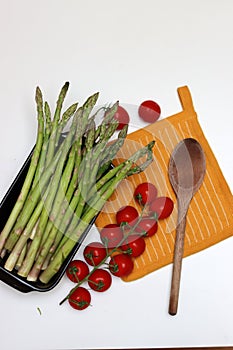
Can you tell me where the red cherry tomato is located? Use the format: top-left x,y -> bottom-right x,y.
121,234 -> 146,257
109,253 -> 134,277
116,206 -> 139,226
68,287 -> 91,310
149,196 -> 174,219
88,268 -> 112,292
135,217 -> 158,237
66,259 -> 90,283
114,105 -> 130,130
134,182 -> 158,206
100,224 -> 124,248
138,100 -> 161,123
83,242 -> 107,266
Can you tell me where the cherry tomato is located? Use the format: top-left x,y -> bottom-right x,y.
100,224 -> 124,248
135,217 -> 158,237
68,287 -> 91,310
121,234 -> 146,257
83,242 -> 107,266
66,259 -> 90,283
114,105 -> 130,130
116,206 -> 139,226
134,182 -> 158,206
88,268 -> 112,292
109,253 -> 134,277
138,100 -> 161,123
149,196 -> 174,219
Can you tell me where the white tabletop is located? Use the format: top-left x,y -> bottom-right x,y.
0,1 -> 233,349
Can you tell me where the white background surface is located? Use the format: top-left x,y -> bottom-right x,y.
0,1 -> 233,349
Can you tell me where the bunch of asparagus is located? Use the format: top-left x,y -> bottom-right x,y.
0,82 -> 155,284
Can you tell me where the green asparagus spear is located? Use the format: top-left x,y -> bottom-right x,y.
54,102 -> 78,149
16,104 -> 86,277
1,83 -> 156,286
26,143 -> 77,280
39,141 -> 155,284
32,101 -> 52,189
37,98 -> 101,267
0,87 -> 44,254
45,82 -> 69,167
3,146 -> 62,253
18,93 -> 100,278
3,185 -> 50,271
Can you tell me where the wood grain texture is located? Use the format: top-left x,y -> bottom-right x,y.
168,138 -> 206,315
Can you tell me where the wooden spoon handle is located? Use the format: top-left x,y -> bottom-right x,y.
169,212 -> 187,315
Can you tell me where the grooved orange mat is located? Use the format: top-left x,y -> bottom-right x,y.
95,86 -> 233,282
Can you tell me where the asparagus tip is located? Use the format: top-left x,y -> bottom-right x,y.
63,81 -> 70,91
35,86 -> 43,105
149,140 -> 156,149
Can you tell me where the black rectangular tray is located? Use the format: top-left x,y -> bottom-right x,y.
0,150 -> 96,293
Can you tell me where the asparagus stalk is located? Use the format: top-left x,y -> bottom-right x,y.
84,140 -> 155,214
60,117 -> 119,239
96,124 -> 128,180
35,129 -> 113,266
48,105 -> 118,242
1,83 -> 156,285
26,143 -> 77,280
3,186 -> 50,271
4,92 -> 98,256
16,104 -> 87,277
32,101 -> 52,189
39,141 -> 77,250
40,174 -> 80,270
0,87 -> 44,254
32,101 -> 77,189
39,141 -> 155,284
3,90 -> 73,254
54,102 -> 78,149
17,93 -> 100,278
45,82 -> 69,167
43,121 -> 128,262
39,116 -> 100,266
15,243 -> 27,270
49,140 -> 155,261
3,146 -> 62,253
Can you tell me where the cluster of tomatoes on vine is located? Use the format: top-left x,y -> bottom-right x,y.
63,181 -> 174,311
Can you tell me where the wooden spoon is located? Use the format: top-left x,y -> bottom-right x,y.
168,138 -> 206,315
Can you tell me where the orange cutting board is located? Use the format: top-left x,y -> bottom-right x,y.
96,86 -> 233,282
